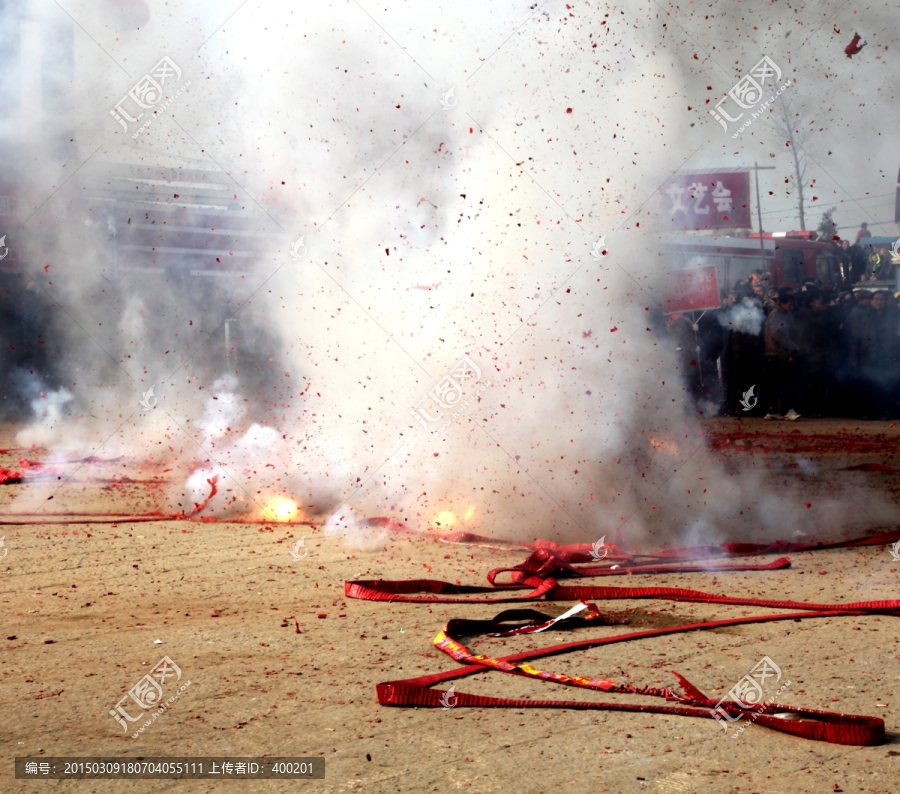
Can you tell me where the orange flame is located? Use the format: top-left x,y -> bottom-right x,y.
262,496 -> 300,522
649,437 -> 680,455
431,504 -> 476,530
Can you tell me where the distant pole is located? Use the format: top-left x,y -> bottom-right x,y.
753,162 -> 776,273
755,161 -> 766,272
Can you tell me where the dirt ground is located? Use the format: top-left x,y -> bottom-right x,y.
2,417 -> 900,794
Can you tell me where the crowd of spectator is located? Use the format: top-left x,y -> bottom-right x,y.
669,266 -> 900,420
831,222 -> 898,284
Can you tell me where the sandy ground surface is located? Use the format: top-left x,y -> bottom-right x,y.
2,417 -> 900,793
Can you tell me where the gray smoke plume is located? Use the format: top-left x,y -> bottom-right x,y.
3,0 -> 898,547
718,299 -> 765,336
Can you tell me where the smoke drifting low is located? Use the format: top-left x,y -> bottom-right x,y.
4,0 -> 898,547
718,300 -> 765,336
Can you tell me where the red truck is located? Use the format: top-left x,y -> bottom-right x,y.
662,232 -> 845,313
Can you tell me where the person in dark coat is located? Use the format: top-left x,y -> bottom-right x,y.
888,292 -> 900,416
763,288 -> 802,419
837,240 -> 853,285
667,313 -> 703,405
864,247 -> 889,281
844,290 -> 878,417
666,310 -> 725,415
871,291 -> 899,417
721,291 -> 766,416
797,286 -> 833,416
847,243 -> 868,283
845,291 -> 877,366
831,291 -> 856,414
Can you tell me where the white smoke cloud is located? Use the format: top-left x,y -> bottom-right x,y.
4,0 -> 899,548
16,388 -> 73,449
718,299 -> 766,336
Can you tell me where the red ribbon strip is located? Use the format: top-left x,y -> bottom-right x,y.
375,606 -> 891,746
349,528 -> 900,745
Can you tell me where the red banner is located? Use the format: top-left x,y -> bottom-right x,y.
662,171 -> 751,230
664,266 -> 720,313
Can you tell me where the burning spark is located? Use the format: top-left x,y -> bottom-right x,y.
649,437 -> 680,455
432,505 -> 476,529
263,496 -> 300,522
433,510 -> 457,528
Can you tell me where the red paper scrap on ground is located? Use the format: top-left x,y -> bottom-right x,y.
0,467 -> 23,484
349,528 -> 900,746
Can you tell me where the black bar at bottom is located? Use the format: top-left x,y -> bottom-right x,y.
15,757 -> 325,779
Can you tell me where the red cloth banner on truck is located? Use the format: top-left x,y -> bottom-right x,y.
662,171 -> 751,230
664,266 -> 720,313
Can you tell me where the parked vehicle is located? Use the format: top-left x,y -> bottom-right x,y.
661,232 -> 845,312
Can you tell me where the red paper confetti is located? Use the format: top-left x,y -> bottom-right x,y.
0,467 -> 23,484
845,33 -> 866,58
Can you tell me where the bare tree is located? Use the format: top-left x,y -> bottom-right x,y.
817,207 -> 838,241
773,91 -> 813,231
